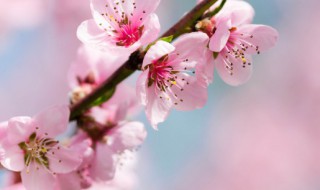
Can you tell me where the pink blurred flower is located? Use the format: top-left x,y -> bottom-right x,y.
79,87 -> 146,183
77,0 -> 161,54
88,152 -> 139,190
56,132 -> 94,190
0,105 -> 82,190
137,32 -> 210,128
68,45 -> 129,104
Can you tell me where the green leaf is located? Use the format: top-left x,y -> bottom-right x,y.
159,35 -> 173,43
90,87 -> 116,107
145,35 -> 174,52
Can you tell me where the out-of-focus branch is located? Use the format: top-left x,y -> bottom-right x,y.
69,0 -> 222,120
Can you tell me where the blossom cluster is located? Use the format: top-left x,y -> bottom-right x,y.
0,0 -> 278,189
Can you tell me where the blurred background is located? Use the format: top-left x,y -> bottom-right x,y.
1,0 -> 319,189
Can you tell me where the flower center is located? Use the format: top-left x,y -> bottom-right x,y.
145,55 -> 179,92
19,132 -> 59,171
115,22 -> 144,47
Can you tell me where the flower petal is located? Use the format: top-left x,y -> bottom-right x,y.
21,164 -> 56,190
136,69 -> 149,106
132,0 -> 160,23
7,117 -> 34,145
77,19 -> 110,47
216,51 -> 253,86
90,143 -> 116,181
145,87 -> 172,129
209,16 -> 231,52
33,105 -> 70,137
109,121 -> 147,152
139,13 -> 160,46
170,73 -> 208,111
173,32 -> 213,86
49,146 -> 82,174
222,0 -> 255,26
57,172 -> 82,190
142,41 -> 175,68
196,50 -> 215,87
173,32 -> 209,62
236,24 -> 279,54
138,68 -> 172,129
1,145 -> 25,172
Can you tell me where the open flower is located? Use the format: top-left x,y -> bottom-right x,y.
137,32 -> 210,129
77,0 -> 161,54
197,0 -> 278,85
0,105 -> 82,190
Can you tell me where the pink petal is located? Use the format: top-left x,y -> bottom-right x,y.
136,70 -> 149,106
33,105 -> 69,137
196,50 -> 215,87
57,173 -> 82,190
67,45 -> 99,89
91,0 -> 123,25
7,117 -> 34,145
173,32 -> 209,63
132,0 -> 161,23
101,84 -> 139,123
170,73 -> 208,111
137,68 -> 171,129
142,41 -> 175,68
139,13 -> 161,46
173,32 -> 213,86
236,24 -> 279,54
21,164 -> 56,190
1,145 -> 25,172
209,16 -> 231,52
77,19 -> 109,47
49,146 -> 82,174
0,121 -> 8,140
222,0 -> 255,26
90,143 -> 116,181
109,121 -> 147,152
216,51 -> 253,86
145,87 -> 172,129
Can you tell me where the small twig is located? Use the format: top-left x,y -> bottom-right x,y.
203,0 -> 227,18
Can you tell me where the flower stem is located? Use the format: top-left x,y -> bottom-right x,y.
69,0 -> 222,120
203,0 -> 227,18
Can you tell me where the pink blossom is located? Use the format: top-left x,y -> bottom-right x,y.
77,0 -> 161,54
88,152 -> 139,190
56,132 -> 94,190
0,105 -> 82,190
197,0 -> 278,86
63,119 -> 146,187
84,99 -> 146,182
137,32 -> 210,128
68,45 -> 129,104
